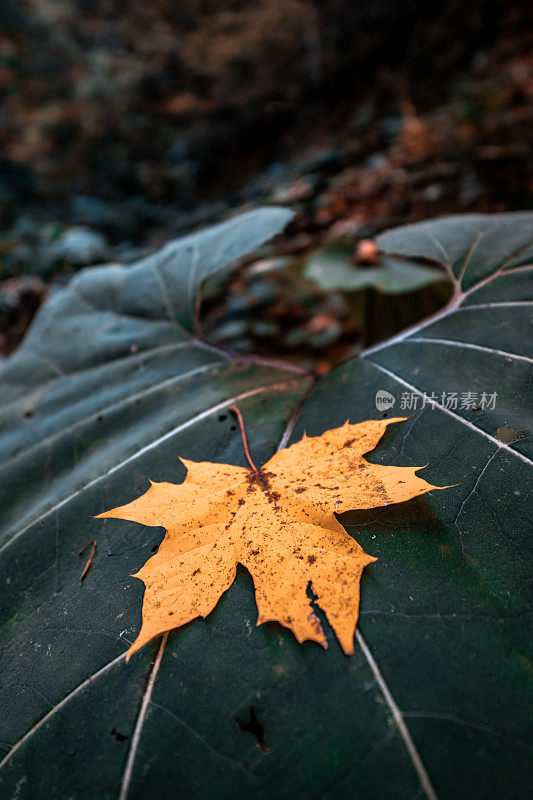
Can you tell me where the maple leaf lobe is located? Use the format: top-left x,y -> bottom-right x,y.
97,417 -> 440,659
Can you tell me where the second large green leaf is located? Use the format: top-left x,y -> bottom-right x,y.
0,211 -> 531,800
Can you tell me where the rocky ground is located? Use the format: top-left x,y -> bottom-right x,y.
0,1 -> 531,365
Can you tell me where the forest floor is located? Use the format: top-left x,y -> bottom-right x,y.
0,10 -> 531,367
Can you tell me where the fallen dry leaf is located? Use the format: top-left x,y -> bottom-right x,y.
97,418 -> 441,658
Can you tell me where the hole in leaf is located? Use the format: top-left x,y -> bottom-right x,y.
234,704 -> 268,752
111,727 -> 129,742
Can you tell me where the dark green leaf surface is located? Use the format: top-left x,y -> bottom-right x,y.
1,211 -> 531,800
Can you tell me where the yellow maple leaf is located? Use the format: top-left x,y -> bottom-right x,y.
97,417 -> 441,659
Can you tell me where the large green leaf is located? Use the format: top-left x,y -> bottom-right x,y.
0,211 -> 531,800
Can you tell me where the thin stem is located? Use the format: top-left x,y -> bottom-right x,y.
229,405 -> 259,472
118,632 -> 169,800
355,630 -> 439,800
78,540 -> 96,581
277,376 -> 318,451
194,334 -> 312,376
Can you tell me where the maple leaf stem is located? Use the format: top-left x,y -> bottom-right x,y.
228,405 -> 259,472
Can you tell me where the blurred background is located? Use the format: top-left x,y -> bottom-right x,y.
0,0 -> 531,367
